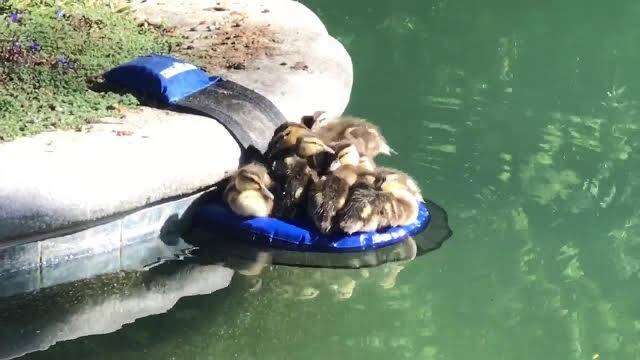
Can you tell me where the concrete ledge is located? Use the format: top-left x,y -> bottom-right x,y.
0,191 -> 202,298
0,110 -> 241,242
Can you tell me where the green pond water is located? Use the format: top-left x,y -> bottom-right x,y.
15,0 -> 640,358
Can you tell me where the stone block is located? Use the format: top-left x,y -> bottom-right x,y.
0,242 -> 40,274
40,249 -> 120,289
40,221 -> 121,267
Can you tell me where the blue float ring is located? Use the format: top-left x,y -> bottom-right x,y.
192,202 -> 430,252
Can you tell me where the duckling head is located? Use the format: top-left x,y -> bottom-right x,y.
377,170 -> 423,202
265,123 -> 310,159
297,136 -> 335,158
235,163 -> 274,200
346,126 -> 396,157
328,143 -> 360,171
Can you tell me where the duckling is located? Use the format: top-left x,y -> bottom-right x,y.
336,180 -> 396,234
224,162 -> 274,217
271,155 -> 318,219
312,142 -> 360,174
374,167 -> 423,202
265,122 -> 335,163
313,116 -> 394,158
264,122 -> 310,161
307,165 -> 370,234
296,135 -> 335,159
336,168 -> 421,233
376,168 -> 421,226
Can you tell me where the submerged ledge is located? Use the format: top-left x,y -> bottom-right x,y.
0,0 -> 352,294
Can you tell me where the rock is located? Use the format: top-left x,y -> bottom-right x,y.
0,108 -> 241,241
130,0 -> 353,121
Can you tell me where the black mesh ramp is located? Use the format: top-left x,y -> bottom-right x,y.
174,80 -> 287,152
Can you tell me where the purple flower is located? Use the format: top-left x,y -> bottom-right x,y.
29,41 -> 41,52
10,40 -> 21,52
8,11 -> 22,23
55,55 -> 76,70
55,8 -> 64,20
56,55 -> 69,64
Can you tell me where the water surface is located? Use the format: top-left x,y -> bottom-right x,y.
16,0 -> 640,358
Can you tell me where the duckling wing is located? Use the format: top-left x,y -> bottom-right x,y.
307,176 -> 349,234
337,184 -> 402,234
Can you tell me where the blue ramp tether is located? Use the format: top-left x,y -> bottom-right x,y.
104,55 -> 286,152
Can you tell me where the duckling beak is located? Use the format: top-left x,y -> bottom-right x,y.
322,143 -> 335,154
379,142 -> 397,156
259,184 -> 275,200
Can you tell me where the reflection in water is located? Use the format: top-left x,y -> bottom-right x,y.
0,262 -> 233,359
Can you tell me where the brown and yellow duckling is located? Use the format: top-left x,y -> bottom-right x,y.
224,162 -> 275,217
313,116 -> 394,159
307,165 -> 373,234
374,167 -> 423,202
265,122 -> 335,162
264,122 -> 314,161
375,168 -> 421,226
265,124 -> 336,218
336,168 -> 422,234
335,179 -> 396,234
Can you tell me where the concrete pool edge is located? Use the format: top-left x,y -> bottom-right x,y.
0,190 -> 206,298
0,0 -> 352,295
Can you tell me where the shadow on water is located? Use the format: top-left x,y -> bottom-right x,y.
0,261 -> 233,360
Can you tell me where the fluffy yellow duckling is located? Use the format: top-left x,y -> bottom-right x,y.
224,162 -> 275,217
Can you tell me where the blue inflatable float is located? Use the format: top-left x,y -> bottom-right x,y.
105,55 -> 447,257
192,201 -> 431,252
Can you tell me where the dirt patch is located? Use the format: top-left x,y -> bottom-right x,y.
175,11 -> 282,72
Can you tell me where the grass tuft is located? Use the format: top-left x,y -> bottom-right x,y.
0,0 -> 178,141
